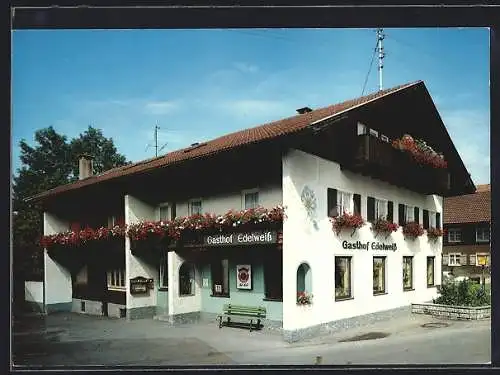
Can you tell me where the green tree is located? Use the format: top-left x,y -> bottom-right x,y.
69,126 -> 128,179
13,125 -> 129,305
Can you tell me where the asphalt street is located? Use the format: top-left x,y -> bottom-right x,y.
12,311 -> 490,367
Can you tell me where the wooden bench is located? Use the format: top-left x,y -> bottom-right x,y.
218,304 -> 267,332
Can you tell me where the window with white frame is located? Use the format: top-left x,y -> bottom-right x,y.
405,205 -> 415,222
243,189 -> 259,209
158,204 -> 170,221
159,251 -> 168,290
189,199 -> 202,215
476,226 -> 490,242
375,198 -> 388,220
357,122 -> 367,135
448,228 -> 462,243
337,190 -> 354,215
369,128 -> 379,138
107,269 -> 125,291
429,211 -> 437,228
448,253 -> 462,266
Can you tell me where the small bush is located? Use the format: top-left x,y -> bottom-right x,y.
434,279 -> 490,307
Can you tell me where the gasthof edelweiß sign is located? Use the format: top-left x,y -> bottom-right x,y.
342,240 -> 397,251
236,264 -> 252,290
203,231 -> 277,246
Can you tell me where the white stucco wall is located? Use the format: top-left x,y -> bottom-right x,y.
282,149 -> 442,331
43,212 -> 72,306
174,184 -> 282,217
168,251 -> 202,315
124,195 -> 158,310
25,281 -> 44,304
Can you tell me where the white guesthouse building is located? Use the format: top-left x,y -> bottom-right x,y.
28,81 -> 475,341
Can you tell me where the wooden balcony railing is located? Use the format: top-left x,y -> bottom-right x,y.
341,134 -> 450,195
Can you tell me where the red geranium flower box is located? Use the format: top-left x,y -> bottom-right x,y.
371,218 -> 399,238
330,212 -> 365,236
402,221 -> 425,239
427,227 -> 444,241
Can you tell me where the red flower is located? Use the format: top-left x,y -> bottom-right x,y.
392,134 -> 447,169
402,221 -> 425,239
296,291 -> 313,305
330,212 -> 365,235
427,227 -> 444,240
372,218 -> 399,237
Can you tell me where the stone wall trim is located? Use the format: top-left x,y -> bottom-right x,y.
411,303 -> 490,320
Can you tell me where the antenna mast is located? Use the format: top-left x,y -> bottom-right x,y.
376,28 -> 385,91
154,125 -> 159,157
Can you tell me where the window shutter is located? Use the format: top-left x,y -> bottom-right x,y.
459,255 -> 468,265
367,197 -> 375,222
469,254 -> 477,266
353,194 -> 361,216
436,212 -> 441,229
387,201 -> 394,222
327,188 -> 338,217
398,204 -> 406,226
423,210 -> 429,230
171,203 -> 177,220
414,207 -> 420,224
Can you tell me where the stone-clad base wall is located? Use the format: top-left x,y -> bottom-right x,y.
283,306 -> 411,343
411,303 -> 490,320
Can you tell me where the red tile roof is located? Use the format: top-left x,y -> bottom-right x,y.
27,81 -> 422,202
444,184 -> 491,224
475,184 -> 490,193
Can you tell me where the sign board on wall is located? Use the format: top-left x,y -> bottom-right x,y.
129,276 -> 154,295
342,240 -> 397,251
203,231 -> 277,246
236,264 -> 252,290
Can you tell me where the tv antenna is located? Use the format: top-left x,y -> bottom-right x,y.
376,28 -> 386,91
145,124 -> 168,157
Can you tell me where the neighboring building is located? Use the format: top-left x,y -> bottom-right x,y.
27,80 -> 474,342
443,184 -> 491,284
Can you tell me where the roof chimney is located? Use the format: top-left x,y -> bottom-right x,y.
78,154 -> 94,180
296,107 -> 313,114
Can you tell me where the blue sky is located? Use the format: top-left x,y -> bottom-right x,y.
12,28 -> 490,184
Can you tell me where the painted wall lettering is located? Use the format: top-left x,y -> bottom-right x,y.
203,231 -> 277,246
341,240 -> 397,251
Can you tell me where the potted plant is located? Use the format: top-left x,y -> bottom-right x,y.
427,227 -> 444,241
330,212 -> 365,236
297,291 -> 313,305
371,218 -> 399,239
402,221 -> 425,240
